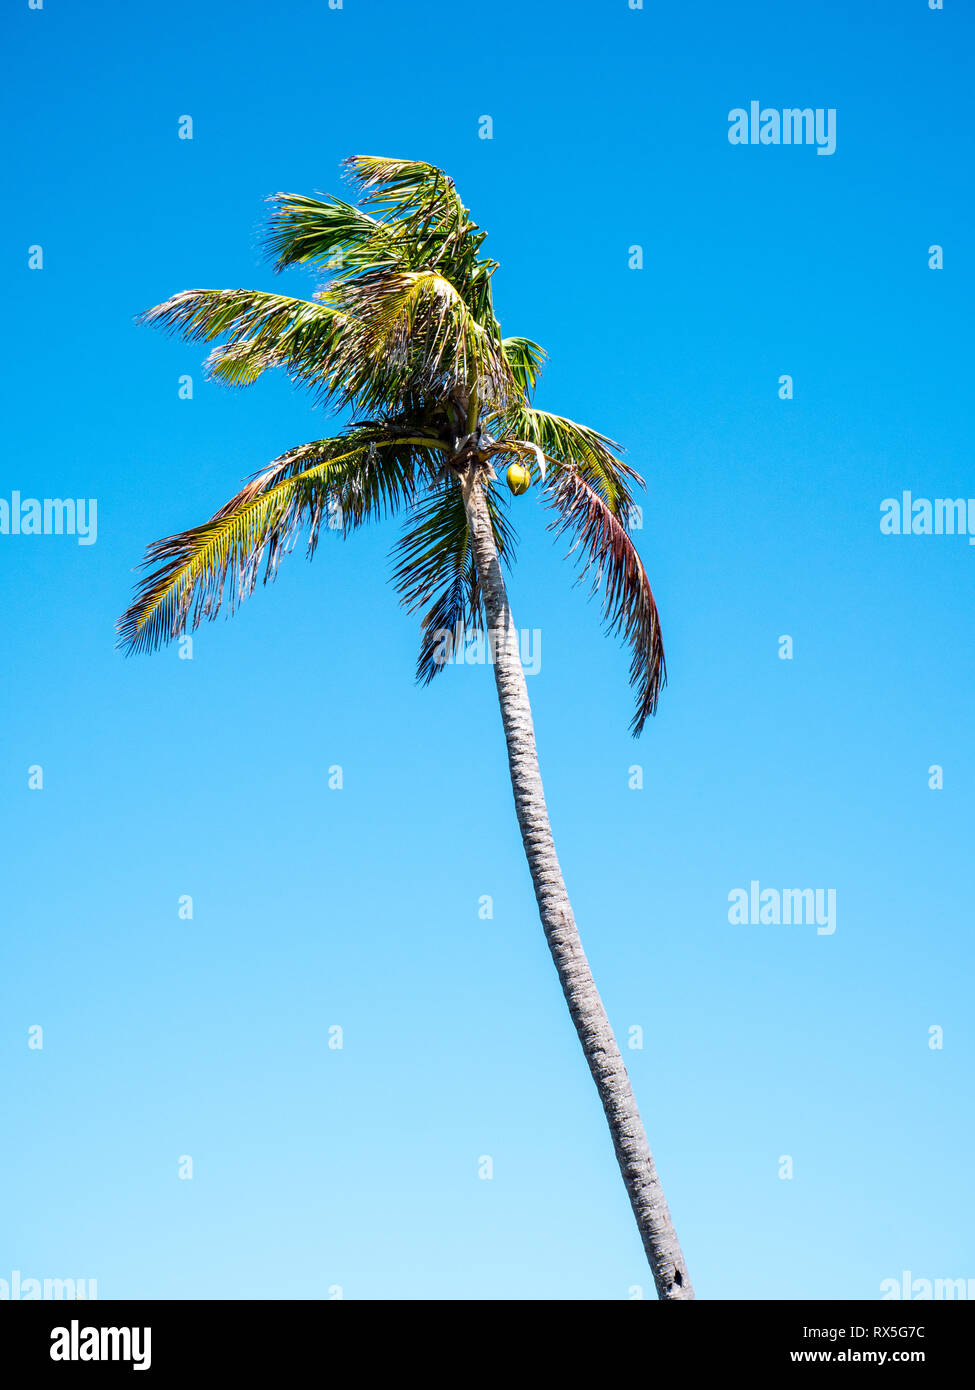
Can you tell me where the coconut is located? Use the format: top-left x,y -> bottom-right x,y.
506,463 -> 531,496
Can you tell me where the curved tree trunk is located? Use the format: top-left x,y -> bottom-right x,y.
461,469 -> 694,1301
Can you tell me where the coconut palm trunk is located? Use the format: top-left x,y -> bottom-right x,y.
461,469 -> 693,1300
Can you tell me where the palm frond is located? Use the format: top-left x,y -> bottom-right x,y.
392,477 -> 516,684
502,336 -> 547,395
263,193 -> 408,278
139,286 -> 329,344
117,431 -> 440,654
489,404 -> 641,514
342,157 -> 499,322
204,338 -> 279,387
140,284 -> 418,414
548,470 -> 665,734
331,270 -> 515,413
343,157 -> 468,236
140,287 -> 346,394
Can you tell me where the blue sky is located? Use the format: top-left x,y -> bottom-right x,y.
2,0 -> 972,1299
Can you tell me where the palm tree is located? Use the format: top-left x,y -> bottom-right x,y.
118,157 -> 694,1300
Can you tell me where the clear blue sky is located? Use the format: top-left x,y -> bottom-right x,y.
2,0 -> 972,1300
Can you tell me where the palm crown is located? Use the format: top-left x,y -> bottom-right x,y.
118,156 -> 666,732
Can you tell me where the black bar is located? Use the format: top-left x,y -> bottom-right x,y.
3,1298 -> 972,1377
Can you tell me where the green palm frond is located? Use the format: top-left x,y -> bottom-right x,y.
392,477 -> 516,684
139,287 -> 331,345
139,283 -> 429,415
330,270 -> 515,413
344,157 -> 469,239
140,287 -> 346,394
343,157 -> 499,321
263,194 -> 408,279
489,405 -> 640,513
548,469 -> 666,734
337,426 -> 446,532
118,431 -> 439,654
204,339 -> 279,387
502,336 -> 547,395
